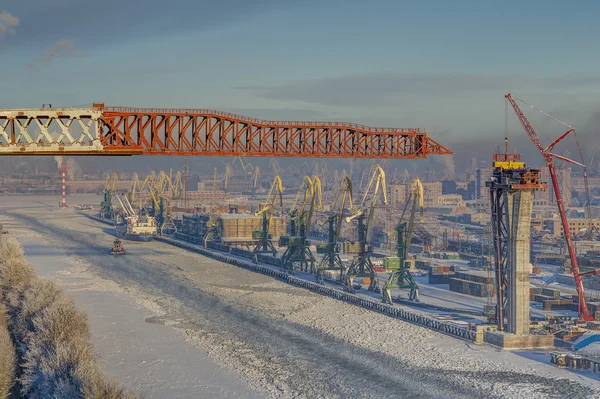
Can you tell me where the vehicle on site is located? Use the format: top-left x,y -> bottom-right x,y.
109,239 -> 126,255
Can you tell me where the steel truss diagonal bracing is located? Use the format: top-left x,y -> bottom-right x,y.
0,105 -> 452,158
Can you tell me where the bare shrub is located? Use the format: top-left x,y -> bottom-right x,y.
0,303 -> 16,397
0,236 -> 138,398
78,361 -> 141,399
0,257 -> 36,314
20,299 -> 94,397
0,236 -> 24,263
15,278 -> 64,339
31,297 -> 91,346
0,256 -> 35,289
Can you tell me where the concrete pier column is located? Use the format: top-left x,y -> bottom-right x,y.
507,189 -> 533,335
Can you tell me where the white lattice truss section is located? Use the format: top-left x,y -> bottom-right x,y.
0,108 -> 105,154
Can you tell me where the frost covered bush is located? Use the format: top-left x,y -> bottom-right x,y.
0,303 -> 16,397
15,278 -> 65,340
21,298 -> 93,397
0,236 -> 25,262
0,236 -> 139,398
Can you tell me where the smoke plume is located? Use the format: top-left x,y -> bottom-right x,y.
53,156 -> 63,170
65,158 -> 81,179
28,40 -> 77,68
44,39 -> 76,64
439,155 -> 456,178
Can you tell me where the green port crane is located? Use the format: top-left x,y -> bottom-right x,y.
204,168 -> 221,246
345,165 -> 388,293
100,173 -> 119,219
382,177 -> 423,304
252,175 -> 283,260
280,176 -> 322,274
316,174 -> 353,284
279,176 -> 315,247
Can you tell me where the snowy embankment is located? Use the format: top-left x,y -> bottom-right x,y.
0,235 -> 137,398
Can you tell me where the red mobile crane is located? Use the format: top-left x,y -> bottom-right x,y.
505,93 -> 600,321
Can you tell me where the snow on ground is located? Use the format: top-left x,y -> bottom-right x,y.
1,194 -> 600,398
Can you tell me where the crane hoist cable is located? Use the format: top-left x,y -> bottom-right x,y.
331,174 -> 353,241
255,175 -> 283,222
347,164 -> 388,242
305,175 -> 323,235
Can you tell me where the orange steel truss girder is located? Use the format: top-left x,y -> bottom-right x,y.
0,106 -> 452,158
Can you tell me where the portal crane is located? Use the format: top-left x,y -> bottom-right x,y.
506,93 -> 600,321
251,166 -> 260,199
280,176 -> 322,274
382,178 -> 423,304
223,164 -> 232,192
345,165 -> 388,293
204,168 -> 221,246
128,173 -> 141,204
100,173 -> 119,219
252,175 -> 283,259
316,174 -> 353,284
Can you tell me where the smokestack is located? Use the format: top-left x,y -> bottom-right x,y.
61,161 -> 67,208
54,155 -> 67,208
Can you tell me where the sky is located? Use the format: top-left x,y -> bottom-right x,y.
1,0 -> 600,173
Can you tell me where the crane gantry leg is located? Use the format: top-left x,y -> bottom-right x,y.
345,214 -> 379,293
316,215 -> 346,284
280,217 -> 316,274
382,223 -> 419,304
252,212 -> 278,261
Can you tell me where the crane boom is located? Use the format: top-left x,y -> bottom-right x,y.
505,93 -> 594,320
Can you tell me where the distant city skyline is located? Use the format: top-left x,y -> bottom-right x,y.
1,0 -> 599,170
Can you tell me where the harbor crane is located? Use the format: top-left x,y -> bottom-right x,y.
316,174 -> 353,284
252,175 -> 283,259
345,165 -> 388,293
204,168 -> 221,246
382,178 -> 423,304
506,93 -> 600,321
100,173 -> 119,219
280,176 -> 322,274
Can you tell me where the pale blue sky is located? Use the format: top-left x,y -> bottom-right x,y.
1,0 -> 600,168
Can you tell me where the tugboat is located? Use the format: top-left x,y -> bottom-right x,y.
109,238 -> 126,255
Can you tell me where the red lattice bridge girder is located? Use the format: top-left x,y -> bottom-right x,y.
0,104 -> 452,158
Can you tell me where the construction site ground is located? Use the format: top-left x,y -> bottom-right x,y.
1,194 -> 599,398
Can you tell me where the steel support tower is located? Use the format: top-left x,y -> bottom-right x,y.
487,150 -> 546,333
